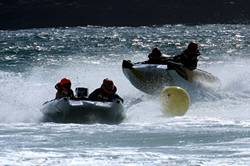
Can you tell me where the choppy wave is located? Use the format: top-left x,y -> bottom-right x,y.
0,25 -> 250,165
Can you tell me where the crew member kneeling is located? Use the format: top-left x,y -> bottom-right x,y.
171,42 -> 200,70
55,78 -> 75,99
89,78 -> 123,103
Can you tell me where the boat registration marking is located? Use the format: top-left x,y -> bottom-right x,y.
157,65 -> 168,69
69,100 -> 83,106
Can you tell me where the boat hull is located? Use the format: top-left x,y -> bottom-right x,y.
122,60 -> 220,94
122,60 -> 189,94
41,98 -> 125,124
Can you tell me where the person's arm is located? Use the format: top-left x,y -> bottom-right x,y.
113,94 -> 124,103
88,89 -> 99,101
69,89 -> 76,99
172,54 -> 183,62
55,91 -> 62,99
160,57 -> 172,64
187,58 -> 198,70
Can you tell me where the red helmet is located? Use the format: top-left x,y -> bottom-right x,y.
101,78 -> 117,94
102,78 -> 114,90
60,78 -> 71,87
187,42 -> 198,52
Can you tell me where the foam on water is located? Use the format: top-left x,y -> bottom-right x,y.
188,58 -> 250,120
0,54 -> 250,124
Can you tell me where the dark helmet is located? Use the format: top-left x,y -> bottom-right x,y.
60,78 -> 71,89
187,42 -> 198,52
101,78 -> 117,94
152,48 -> 162,56
148,47 -> 162,58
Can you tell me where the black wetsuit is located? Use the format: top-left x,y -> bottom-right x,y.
88,88 -> 123,103
172,49 -> 200,70
55,83 -> 74,99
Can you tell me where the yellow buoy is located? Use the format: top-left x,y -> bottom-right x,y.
160,86 -> 190,116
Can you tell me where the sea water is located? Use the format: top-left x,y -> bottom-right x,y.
0,25 -> 250,165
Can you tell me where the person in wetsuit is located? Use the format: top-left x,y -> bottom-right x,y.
144,42 -> 200,70
144,47 -> 168,64
55,78 -> 75,99
88,78 -> 123,103
171,42 -> 200,70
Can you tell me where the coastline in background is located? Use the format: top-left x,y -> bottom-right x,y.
1,0 -> 250,30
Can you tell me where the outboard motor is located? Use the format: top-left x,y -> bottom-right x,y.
75,87 -> 88,99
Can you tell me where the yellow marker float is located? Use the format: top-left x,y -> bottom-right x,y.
160,86 -> 190,116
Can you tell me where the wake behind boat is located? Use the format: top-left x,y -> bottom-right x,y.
122,60 -> 220,94
41,97 -> 125,124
